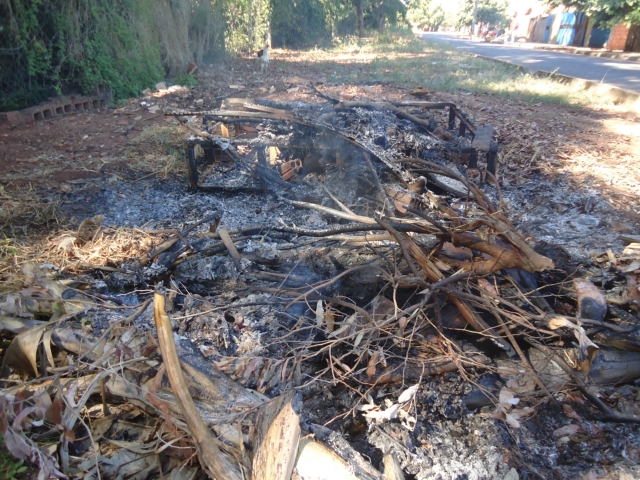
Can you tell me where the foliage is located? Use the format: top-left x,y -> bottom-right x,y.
174,73 -> 198,87
0,0 -> 226,112
364,0 -> 407,32
319,0 -> 356,39
0,0 -> 164,111
0,0 -> 431,111
457,0 -> 508,26
0,436 -> 27,480
271,0 -> 329,47
408,0 -> 445,30
226,0 -> 272,53
549,0 -> 640,27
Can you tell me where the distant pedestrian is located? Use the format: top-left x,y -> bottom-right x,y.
510,12 -> 518,44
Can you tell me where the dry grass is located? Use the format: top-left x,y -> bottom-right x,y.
0,226 -> 161,291
126,123 -> 189,177
0,123 -> 187,290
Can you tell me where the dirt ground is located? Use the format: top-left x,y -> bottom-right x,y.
2,49 -> 639,257
1,49 -> 640,480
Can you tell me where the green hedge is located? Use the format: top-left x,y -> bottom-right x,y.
1,0 -> 166,111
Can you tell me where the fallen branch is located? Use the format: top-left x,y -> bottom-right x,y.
154,293 -> 243,479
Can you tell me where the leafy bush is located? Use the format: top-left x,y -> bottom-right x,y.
0,0 -> 164,110
0,0 -> 225,112
174,73 -> 198,87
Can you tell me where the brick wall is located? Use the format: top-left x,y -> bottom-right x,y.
607,24 -> 629,51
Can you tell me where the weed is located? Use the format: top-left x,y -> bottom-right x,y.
173,73 -> 198,87
0,436 -> 28,480
0,240 -> 18,259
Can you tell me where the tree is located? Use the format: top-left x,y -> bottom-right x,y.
407,0 -> 445,30
457,0 -> 507,26
354,0 -> 365,36
549,0 -> 640,27
318,0 -> 352,40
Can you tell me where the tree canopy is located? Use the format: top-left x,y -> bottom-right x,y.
549,0 -> 640,27
457,0 -> 508,27
407,0 -> 445,30
1,0 -> 412,111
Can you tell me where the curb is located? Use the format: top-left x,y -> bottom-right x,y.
532,46 -> 640,63
468,53 -> 529,74
468,52 -> 640,111
533,70 -> 640,107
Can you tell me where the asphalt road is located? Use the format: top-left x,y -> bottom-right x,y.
422,32 -> 640,94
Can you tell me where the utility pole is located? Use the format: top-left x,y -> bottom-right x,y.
472,0 -> 478,38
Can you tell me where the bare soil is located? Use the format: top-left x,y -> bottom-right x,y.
2,51 -> 638,255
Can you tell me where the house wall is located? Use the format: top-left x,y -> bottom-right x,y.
529,15 -> 549,42
608,24 -> 630,51
549,11 -> 563,44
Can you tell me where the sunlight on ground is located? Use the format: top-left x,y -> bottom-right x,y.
558,118 -> 640,204
275,31 -> 637,110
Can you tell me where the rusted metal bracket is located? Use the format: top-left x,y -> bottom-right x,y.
402,102 -> 497,176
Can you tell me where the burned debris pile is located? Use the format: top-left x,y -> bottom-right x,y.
1,93 -> 640,479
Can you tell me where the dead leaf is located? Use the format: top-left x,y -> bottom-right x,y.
562,404 -> 583,423
46,394 -> 63,425
553,424 -> 580,437
363,403 -> 399,422
622,261 -> 640,273
1,323 -> 47,377
499,388 -> 520,406
398,384 -> 419,404
548,316 -> 575,330
198,345 -> 218,357
504,412 -> 521,428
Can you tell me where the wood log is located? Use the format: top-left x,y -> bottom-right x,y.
154,293 -> 243,480
252,390 -> 301,480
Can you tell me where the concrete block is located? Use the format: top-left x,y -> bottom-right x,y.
2,111 -> 34,126
3,82 -> 111,127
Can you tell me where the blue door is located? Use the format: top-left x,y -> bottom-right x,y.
557,12 -> 577,45
588,27 -> 610,48
573,12 -> 588,46
544,15 -> 554,43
